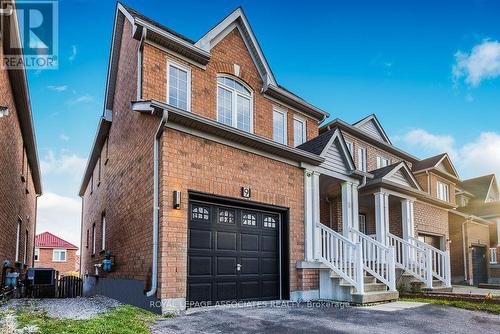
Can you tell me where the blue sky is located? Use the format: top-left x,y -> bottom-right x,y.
30,0 -> 500,246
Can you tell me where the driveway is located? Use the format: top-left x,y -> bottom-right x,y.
152,301 -> 500,334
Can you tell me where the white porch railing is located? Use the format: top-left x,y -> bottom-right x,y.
316,224 -> 364,294
352,229 -> 396,291
410,237 -> 451,287
386,233 -> 432,288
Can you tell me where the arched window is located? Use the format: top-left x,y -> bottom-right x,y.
216,76 -> 253,133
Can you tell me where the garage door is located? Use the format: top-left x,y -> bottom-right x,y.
187,200 -> 281,305
472,246 -> 488,286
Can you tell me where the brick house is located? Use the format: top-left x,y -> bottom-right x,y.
79,4 -> 458,313
0,1 -> 42,273
34,232 -> 79,276
449,175 -> 500,284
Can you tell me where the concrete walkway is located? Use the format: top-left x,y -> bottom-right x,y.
152,301 -> 500,334
451,285 -> 500,295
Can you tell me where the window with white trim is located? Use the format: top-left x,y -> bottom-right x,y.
359,214 -> 367,234
52,249 -> 67,262
376,156 -> 390,168
92,223 -> 96,255
273,109 -> 287,144
437,181 -> 449,202
490,248 -> 498,264
167,61 -> 191,111
293,117 -> 306,147
15,220 -> 21,262
216,76 -> 253,132
357,147 -> 367,172
34,248 -> 40,261
24,229 -> 28,264
345,141 -> 353,156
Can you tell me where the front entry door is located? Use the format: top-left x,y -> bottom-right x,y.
187,201 -> 281,306
471,246 -> 488,286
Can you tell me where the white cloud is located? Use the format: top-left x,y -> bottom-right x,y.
67,94 -> 94,105
452,40 -> 500,87
397,128 -> 500,179
69,45 -> 77,62
37,192 -> 81,250
59,133 -> 70,142
47,85 -> 68,92
41,150 -> 87,181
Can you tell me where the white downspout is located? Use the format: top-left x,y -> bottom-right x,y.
146,110 -> 168,297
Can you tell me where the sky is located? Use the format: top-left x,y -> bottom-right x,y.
28,0 -> 500,248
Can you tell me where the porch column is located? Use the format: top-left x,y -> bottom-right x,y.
341,181 -> 353,240
374,192 -> 390,244
401,199 -> 415,241
304,170 -> 320,261
351,183 -> 359,233
496,219 -> 500,247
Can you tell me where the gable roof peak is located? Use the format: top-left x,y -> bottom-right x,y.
35,232 -> 78,250
352,114 -> 391,144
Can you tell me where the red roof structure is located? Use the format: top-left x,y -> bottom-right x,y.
35,232 -> 78,250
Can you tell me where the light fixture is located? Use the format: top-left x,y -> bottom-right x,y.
173,191 -> 181,209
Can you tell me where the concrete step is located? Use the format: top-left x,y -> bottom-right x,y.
351,290 -> 399,304
330,273 -> 377,284
364,283 -> 388,292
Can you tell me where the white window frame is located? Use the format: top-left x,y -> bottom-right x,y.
357,147 -> 367,172
345,140 -> 354,156
52,249 -> 67,262
490,248 -> 498,264
92,224 -> 96,255
359,214 -> 367,234
293,116 -> 306,147
34,248 -> 40,262
15,220 -> 21,262
377,156 -> 390,168
437,181 -> 449,202
101,214 -> 106,251
216,75 -> 254,133
23,229 -> 28,264
273,107 -> 287,145
166,60 -> 191,111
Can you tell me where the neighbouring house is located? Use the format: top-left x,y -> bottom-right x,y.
79,4 -> 455,313
449,175 -> 500,285
0,0 -> 42,275
34,232 -> 79,276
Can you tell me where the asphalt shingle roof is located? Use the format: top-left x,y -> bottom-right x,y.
36,232 -> 78,250
461,174 -> 495,200
296,129 -> 335,156
411,153 -> 446,172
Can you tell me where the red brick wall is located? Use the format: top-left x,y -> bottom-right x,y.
0,39 -> 37,266
414,202 -> 449,249
81,19 -> 159,287
142,28 -> 320,146
158,129 -> 306,299
35,248 -> 78,274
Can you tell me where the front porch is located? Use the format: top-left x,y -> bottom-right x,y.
302,167 -> 452,303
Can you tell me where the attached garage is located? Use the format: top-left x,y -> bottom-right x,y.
187,193 -> 289,306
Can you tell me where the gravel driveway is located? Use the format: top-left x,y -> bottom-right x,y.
0,295 -> 121,320
152,301 -> 500,334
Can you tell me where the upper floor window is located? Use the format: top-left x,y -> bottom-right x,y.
273,108 -> 287,145
15,220 -> 21,262
53,249 -> 67,262
293,117 -> 306,147
101,212 -> 106,251
167,61 -> 191,111
377,156 -> 390,169
437,181 -> 449,202
217,76 -> 253,132
357,147 -> 367,172
34,248 -> 40,261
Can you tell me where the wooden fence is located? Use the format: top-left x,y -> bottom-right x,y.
57,276 -> 83,298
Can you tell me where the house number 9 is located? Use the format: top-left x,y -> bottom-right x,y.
241,187 -> 251,198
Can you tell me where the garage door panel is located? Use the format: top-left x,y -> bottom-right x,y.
240,257 -> 259,275
188,283 -> 212,302
262,280 -> 279,298
261,235 -> 278,253
216,282 -> 237,301
189,256 -> 212,276
189,229 -> 212,250
240,281 -> 260,300
216,231 -> 237,251
216,256 -> 237,275
261,258 -> 278,274
241,233 -> 259,251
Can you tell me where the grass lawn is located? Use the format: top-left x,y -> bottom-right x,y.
401,297 -> 500,315
2,304 -> 160,334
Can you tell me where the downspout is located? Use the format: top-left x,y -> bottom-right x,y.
146,110 -> 168,297
462,219 -> 469,284
32,194 -> 40,268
